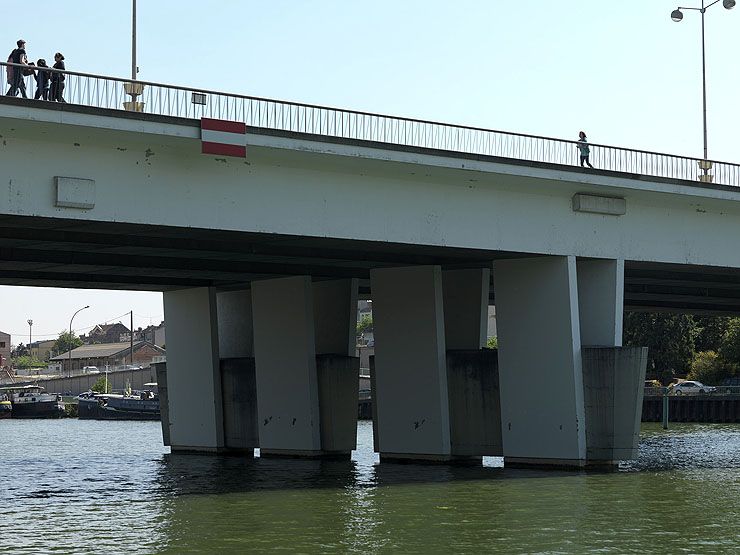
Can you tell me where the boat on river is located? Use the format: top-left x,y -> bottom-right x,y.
0,393 -> 12,418
0,385 -> 65,418
77,386 -> 160,421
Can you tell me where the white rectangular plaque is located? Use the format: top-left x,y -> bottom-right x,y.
55,176 -> 96,209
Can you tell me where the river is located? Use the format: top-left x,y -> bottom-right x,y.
1,420 -> 738,554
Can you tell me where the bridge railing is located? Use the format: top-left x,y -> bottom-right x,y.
3,61 -> 740,187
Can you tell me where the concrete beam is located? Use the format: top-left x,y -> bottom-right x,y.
217,289 -> 254,358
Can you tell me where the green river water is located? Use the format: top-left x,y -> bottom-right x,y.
1,420 -> 738,554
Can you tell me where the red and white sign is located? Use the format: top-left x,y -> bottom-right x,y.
200,118 -> 247,158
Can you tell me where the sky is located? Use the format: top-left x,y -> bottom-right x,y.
2,0 -> 739,345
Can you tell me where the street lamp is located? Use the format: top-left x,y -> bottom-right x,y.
27,319 -> 33,348
68,305 -> 90,377
670,0 -> 735,178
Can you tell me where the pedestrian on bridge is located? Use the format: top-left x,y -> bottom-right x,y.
578,131 -> 594,168
34,59 -> 51,100
50,52 -> 66,102
6,39 -> 29,98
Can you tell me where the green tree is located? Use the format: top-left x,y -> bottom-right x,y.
687,351 -> 732,385
486,336 -> 498,349
53,330 -> 83,356
11,354 -> 45,369
718,318 -> 740,366
623,312 -> 697,383
694,316 -> 731,353
91,376 -> 112,393
356,315 -> 373,341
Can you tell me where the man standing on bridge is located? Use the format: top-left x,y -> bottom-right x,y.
6,39 -> 29,98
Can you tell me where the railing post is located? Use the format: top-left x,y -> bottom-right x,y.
662,386 -> 669,429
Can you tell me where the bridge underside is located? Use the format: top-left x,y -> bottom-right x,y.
1,214 -> 739,314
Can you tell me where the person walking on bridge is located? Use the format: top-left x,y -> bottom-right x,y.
6,39 -> 29,98
577,131 -> 594,168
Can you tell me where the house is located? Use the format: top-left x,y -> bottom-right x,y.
135,321 -> 166,347
50,340 -> 165,375
83,322 -> 131,344
0,330 -> 10,368
29,339 -> 58,361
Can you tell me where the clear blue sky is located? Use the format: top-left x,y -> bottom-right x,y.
2,0 -> 738,345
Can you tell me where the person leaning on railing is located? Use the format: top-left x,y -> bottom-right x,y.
50,52 -> 66,102
5,39 -> 30,98
34,59 -> 51,100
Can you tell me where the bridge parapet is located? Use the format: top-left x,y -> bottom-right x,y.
3,61 -> 739,187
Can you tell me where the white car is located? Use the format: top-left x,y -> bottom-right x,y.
670,380 -> 716,395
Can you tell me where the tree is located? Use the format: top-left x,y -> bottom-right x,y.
356,315 -> 373,341
694,316 -> 731,353
11,343 -> 29,358
623,312 -> 698,383
718,318 -> 740,366
91,376 -> 112,393
486,336 -> 498,349
687,351 -> 728,385
53,330 -> 83,356
11,354 -> 44,369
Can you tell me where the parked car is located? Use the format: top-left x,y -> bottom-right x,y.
82,366 -> 100,374
669,380 -> 716,395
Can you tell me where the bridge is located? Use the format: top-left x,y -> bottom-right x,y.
3,63 -> 740,467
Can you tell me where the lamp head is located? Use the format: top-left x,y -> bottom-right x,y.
723,0 -> 736,9
671,8 -> 684,21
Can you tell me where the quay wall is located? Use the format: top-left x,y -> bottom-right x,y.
642,395 -> 740,423
11,368 -> 157,396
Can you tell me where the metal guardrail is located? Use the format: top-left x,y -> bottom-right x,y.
3,61 -> 740,187
644,386 -> 740,396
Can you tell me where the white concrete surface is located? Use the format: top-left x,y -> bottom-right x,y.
370,265 -> 451,458
493,256 -> 586,464
577,259 -> 624,347
251,276 -> 321,454
162,287 -> 224,451
442,269 -> 489,350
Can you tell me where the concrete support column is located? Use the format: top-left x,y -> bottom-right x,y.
442,268 -> 490,350
370,265 -> 452,461
493,256 -> 586,468
251,276 -> 321,456
577,259 -> 645,465
162,287 -> 224,452
251,277 -> 359,458
577,259 -> 624,347
216,290 -> 258,453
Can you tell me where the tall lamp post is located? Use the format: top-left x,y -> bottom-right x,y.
670,0 -> 735,181
27,319 -> 33,349
68,305 -> 90,377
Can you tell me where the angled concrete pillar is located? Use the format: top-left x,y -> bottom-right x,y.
251,276 -> 322,456
370,265 -> 452,461
216,289 -> 258,453
313,278 -> 360,455
493,256 -> 586,468
577,259 -> 624,347
251,277 -> 358,458
442,268 -> 489,350
162,287 -> 224,452
442,268 -> 501,458
577,259 -> 645,465
217,290 -> 254,358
